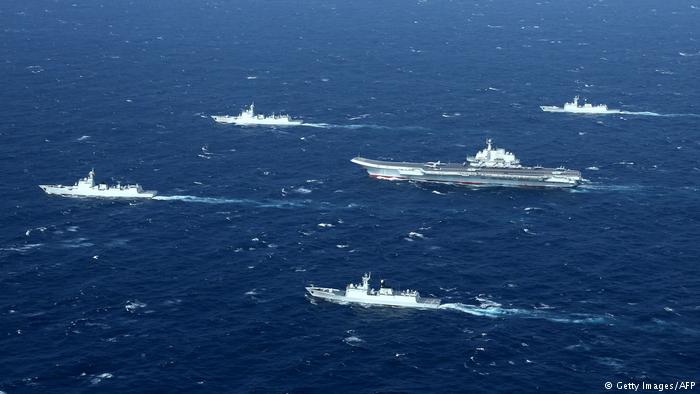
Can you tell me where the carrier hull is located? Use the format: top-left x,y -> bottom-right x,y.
351,157 -> 581,188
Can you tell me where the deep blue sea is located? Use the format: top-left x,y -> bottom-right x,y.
1,0 -> 699,392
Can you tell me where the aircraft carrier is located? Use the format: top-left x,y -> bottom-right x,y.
351,139 -> 582,188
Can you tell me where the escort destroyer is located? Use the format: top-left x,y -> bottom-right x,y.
211,103 -> 303,126
306,273 -> 441,310
39,170 -> 157,199
540,96 -> 619,114
351,139 -> 582,188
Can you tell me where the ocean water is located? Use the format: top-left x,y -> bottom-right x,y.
1,0 -> 699,392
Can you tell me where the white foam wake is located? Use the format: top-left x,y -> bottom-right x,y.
300,122 -> 332,128
152,195 -> 303,208
617,110 -> 699,117
439,303 -> 608,325
301,123 -> 428,131
439,303 -> 528,318
545,109 -> 699,117
618,110 -> 663,116
576,184 -> 645,193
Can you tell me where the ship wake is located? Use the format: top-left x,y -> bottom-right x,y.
543,108 -> 700,118
618,110 -> 700,117
301,122 -> 428,131
438,303 -> 608,325
152,195 -> 304,208
575,183 -> 646,193
552,109 -> 700,117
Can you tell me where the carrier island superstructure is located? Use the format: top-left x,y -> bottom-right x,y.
351,139 -> 582,188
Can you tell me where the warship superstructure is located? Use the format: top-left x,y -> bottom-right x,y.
211,103 -> 303,126
39,170 -> 157,199
540,96 -> 619,114
351,139 -> 582,188
306,273 -> 441,309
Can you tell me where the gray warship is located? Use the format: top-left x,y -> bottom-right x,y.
306,273 -> 441,309
39,170 -> 157,199
351,139 -> 582,188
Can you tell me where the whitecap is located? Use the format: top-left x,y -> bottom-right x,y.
76,135 -> 91,141
343,336 -> 364,346
293,187 -> 312,194
125,300 -> 146,313
26,65 -> 44,73
586,166 -> 600,171
25,226 -> 47,236
408,231 -> 425,239
90,372 -> 113,385
318,223 -> 334,228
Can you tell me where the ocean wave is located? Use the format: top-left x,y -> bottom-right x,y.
0,243 -> 43,253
